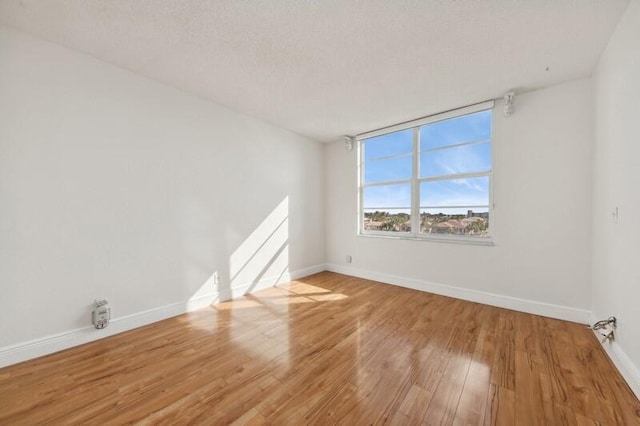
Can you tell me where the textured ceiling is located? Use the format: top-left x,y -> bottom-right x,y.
0,0 -> 629,142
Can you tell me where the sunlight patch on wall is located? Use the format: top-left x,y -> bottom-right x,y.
230,197 -> 289,291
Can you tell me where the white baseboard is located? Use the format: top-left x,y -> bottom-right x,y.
0,301 -> 188,369
0,264 -> 325,369
187,262 -> 326,310
325,263 -> 591,324
589,314 -> 640,400
288,263 -> 327,280
323,265 -> 639,400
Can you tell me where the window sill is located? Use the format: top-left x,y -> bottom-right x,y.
357,232 -> 495,246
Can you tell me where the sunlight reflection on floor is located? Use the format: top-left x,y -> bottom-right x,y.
277,282 -> 331,295
192,281 -> 350,369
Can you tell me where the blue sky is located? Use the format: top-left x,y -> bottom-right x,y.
363,110 -> 491,214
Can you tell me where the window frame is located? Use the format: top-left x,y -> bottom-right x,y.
357,101 -> 495,244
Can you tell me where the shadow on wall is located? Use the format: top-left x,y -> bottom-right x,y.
186,197 -> 290,310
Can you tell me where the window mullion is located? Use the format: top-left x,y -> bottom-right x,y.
358,138 -> 364,233
411,127 -> 420,236
362,178 -> 413,188
418,170 -> 491,183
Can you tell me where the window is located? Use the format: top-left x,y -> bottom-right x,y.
359,102 -> 493,242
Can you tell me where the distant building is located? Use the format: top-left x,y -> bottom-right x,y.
364,220 -> 384,230
467,210 -> 489,219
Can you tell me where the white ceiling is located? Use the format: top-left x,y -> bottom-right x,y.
0,0 -> 629,142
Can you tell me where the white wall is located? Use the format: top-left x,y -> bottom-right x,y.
325,79 -> 594,321
592,0 -> 640,396
0,9 -> 637,395
0,25 -> 325,356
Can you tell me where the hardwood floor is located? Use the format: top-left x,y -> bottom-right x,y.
1,272 -> 639,425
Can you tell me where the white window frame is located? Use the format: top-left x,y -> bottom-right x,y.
357,101 -> 494,245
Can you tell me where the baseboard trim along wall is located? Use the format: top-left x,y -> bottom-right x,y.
325,264 -> 591,324
8,260 -> 631,396
589,314 -> 640,400
0,264 -> 325,369
324,265 -> 640,398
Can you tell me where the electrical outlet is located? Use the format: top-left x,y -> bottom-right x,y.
213,272 -> 220,285
92,299 -> 110,329
611,207 -> 619,224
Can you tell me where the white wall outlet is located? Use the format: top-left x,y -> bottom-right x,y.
346,255 -> 352,263
611,207 -> 619,224
92,299 -> 110,329
213,272 -> 220,285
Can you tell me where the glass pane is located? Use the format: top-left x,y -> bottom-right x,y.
363,183 -> 411,208
363,129 -> 413,161
420,141 -> 491,178
420,110 -> 491,151
364,209 -> 411,232
420,208 -> 489,237
420,177 -> 489,207
364,155 -> 412,183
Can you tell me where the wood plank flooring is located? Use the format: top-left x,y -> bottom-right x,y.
1,272 -> 639,425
